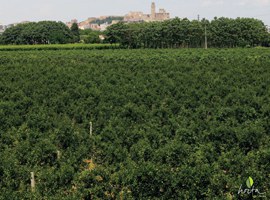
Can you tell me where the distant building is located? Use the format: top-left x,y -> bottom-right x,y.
78,17 -> 96,29
111,20 -> 120,25
67,16 -> 122,31
124,12 -> 148,23
100,23 -> 109,31
66,19 -> 78,28
78,24 -> 89,30
99,35 -> 105,40
155,8 -> 170,21
90,24 -> 101,31
124,2 -> 170,23
99,16 -> 108,20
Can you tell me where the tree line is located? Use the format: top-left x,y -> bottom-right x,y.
0,21 -> 80,45
105,17 -> 270,48
0,20 -> 105,45
1,17 -> 269,47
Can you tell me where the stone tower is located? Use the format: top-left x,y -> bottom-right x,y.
151,2 -> 156,20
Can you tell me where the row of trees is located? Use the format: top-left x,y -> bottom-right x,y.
1,17 -> 269,47
0,21 -> 80,45
105,17 -> 270,48
0,21 -> 105,45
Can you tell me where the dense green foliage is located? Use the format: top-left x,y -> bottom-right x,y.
0,21 -> 74,45
0,35 -> 3,44
106,17 -> 270,48
0,48 -> 270,199
0,43 -> 119,51
80,29 -> 103,44
70,23 -> 80,43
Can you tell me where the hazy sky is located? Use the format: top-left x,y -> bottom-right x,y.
0,0 -> 270,25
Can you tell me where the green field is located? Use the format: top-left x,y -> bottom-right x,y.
0,43 -> 119,51
0,48 -> 269,199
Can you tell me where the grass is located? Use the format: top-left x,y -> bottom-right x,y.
0,43 -> 120,51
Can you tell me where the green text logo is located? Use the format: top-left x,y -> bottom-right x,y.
246,177 -> 254,188
238,177 -> 266,197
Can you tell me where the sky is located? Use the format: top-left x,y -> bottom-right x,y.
0,0 -> 270,25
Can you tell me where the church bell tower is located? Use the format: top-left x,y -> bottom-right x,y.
151,2 -> 156,20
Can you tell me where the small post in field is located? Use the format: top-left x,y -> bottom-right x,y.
57,150 -> 61,160
31,172 -> 35,192
90,121 -> 93,136
205,25 -> 208,49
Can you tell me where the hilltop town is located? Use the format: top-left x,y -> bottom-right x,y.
124,2 -> 170,23
66,2 -> 170,31
1,2 -> 270,34
1,2 -> 169,33
66,16 -> 123,31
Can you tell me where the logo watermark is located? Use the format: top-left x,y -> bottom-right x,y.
238,177 -> 266,198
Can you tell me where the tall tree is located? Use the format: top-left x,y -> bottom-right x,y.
70,23 -> 80,43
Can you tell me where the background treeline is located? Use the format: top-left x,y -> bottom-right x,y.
1,17 -> 269,47
0,21 -> 78,45
0,21 -> 105,45
105,17 -> 270,48
80,29 -> 103,44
